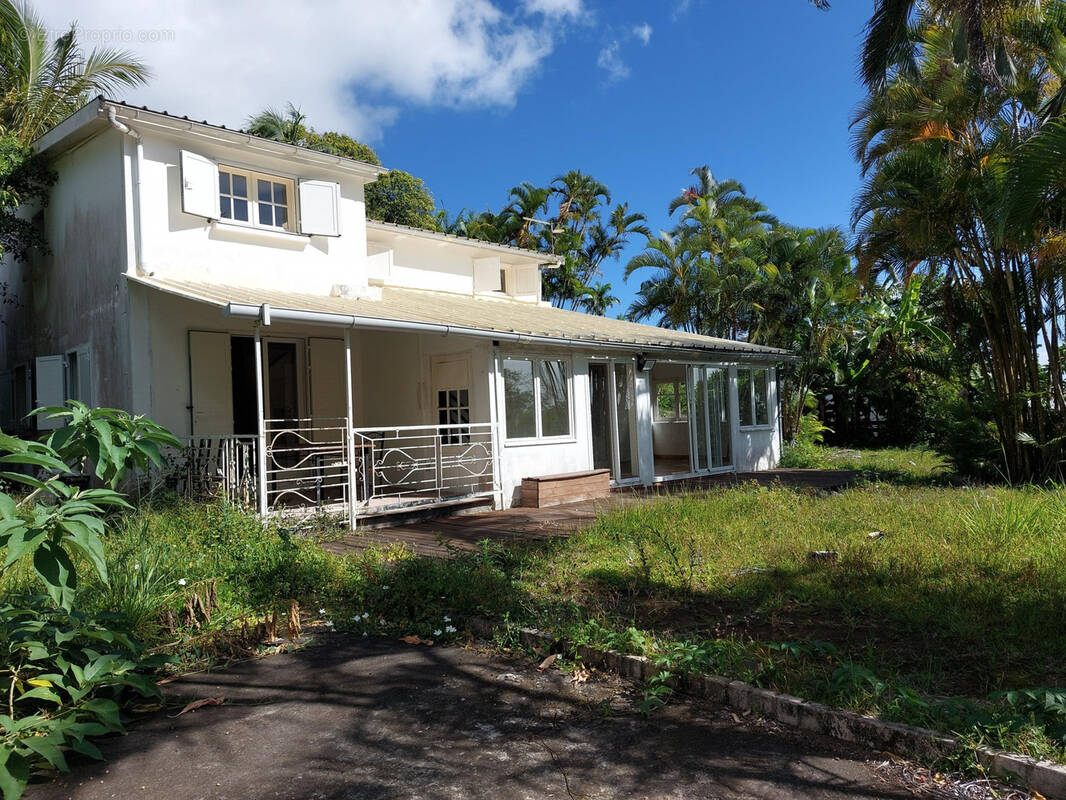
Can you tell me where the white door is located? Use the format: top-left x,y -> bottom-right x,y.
189,332 -> 233,435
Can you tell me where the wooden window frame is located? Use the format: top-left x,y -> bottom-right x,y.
218,165 -> 295,233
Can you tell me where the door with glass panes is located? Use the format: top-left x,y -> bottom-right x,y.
687,366 -> 731,471
588,360 -> 640,483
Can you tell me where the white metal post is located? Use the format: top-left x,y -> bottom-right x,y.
254,326 -> 268,517
344,329 -> 357,531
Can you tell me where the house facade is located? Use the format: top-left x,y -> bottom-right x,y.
0,97 -> 792,526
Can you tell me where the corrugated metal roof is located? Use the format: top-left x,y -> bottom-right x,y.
131,275 -> 793,359
366,219 -> 563,264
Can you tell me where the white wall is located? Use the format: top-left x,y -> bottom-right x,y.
357,330 -> 492,428
730,365 -> 782,471
0,128 -> 129,418
136,129 -> 371,296
493,349 -> 596,506
366,229 -> 543,302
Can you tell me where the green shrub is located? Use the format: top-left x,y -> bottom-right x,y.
0,599 -> 161,799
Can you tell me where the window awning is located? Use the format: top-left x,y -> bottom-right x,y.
128,275 -> 796,362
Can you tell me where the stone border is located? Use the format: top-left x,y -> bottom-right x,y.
480,622 -> 1066,799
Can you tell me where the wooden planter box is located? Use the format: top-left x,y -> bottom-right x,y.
520,469 -> 611,508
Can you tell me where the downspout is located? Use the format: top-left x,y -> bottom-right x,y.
107,107 -> 147,275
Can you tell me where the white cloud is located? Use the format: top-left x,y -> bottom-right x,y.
632,22 -> 652,45
671,0 -> 693,20
522,0 -> 586,19
37,0 -> 583,142
596,41 -> 629,82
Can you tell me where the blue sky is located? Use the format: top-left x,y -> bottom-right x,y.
50,0 -> 872,314
371,1 -> 873,312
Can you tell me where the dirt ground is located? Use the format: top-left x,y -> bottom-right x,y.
27,635 -> 1025,800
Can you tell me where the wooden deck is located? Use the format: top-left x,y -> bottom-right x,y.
321,468 -> 857,559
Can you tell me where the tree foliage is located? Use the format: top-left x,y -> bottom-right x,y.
0,0 -> 149,145
364,169 -> 438,230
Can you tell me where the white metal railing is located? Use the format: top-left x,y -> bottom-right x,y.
175,435 -> 258,506
177,421 -> 498,522
352,423 -> 498,511
263,417 -> 353,518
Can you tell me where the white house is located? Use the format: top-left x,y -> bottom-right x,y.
0,97 -> 793,526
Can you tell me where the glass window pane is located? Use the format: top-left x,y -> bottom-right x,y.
274,182 -> 287,204
656,383 -> 675,418
502,358 -> 536,439
219,172 -> 230,194
232,174 -> 247,197
437,390 -> 446,408
232,198 -> 248,221
460,408 -> 469,424
220,197 -> 232,219
737,369 -> 753,426
448,390 -> 458,407
459,389 -> 469,407
258,180 -> 272,203
754,368 -> 769,426
538,360 -> 570,437
275,207 -> 287,227
438,410 -> 447,425
258,204 -> 273,226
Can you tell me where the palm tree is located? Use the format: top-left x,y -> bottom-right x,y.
626,231 -> 704,332
551,170 -> 610,239
858,0 -> 1042,91
246,103 -> 307,144
0,0 -> 150,144
579,282 -> 619,316
500,182 -> 551,249
852,5 -> 1066,479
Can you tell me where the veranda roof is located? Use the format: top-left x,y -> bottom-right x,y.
129,275 -> 794,361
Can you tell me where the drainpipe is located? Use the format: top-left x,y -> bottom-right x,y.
107,107 -> 147,275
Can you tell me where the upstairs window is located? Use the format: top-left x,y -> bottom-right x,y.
218,166 -> 294,231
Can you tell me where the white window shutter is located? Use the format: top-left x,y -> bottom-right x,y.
180,150 -> 220,219
472,257 -> 502,293
34,355 -> 66,430
298,180 -> 341,236
515,267 -> 540,296
75,345 -> 92,407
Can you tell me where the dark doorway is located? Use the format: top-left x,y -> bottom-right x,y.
231,336 -> 257,435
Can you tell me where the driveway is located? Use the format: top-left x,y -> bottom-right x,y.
30,635 -> 939,799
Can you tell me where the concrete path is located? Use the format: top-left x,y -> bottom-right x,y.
31,635 -> 921,800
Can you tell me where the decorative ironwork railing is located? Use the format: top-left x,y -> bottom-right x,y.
176,421 -> 498,522
352,423 -> 498,511
173,435 -> 258,506
263,417 -> 355,518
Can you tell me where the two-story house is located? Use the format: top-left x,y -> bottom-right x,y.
0,97 -> 792,527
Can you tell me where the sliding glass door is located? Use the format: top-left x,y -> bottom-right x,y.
588,360 -> 640,483
687,366 -> 732,471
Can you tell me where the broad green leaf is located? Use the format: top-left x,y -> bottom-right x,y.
2,527 -> 46,570
19,732 -> 68,773
81,698 -> 122,731
58,519 -> 107,583
15,685 -> 62,705
32,541 -> 77,610
0,749 -> 29,800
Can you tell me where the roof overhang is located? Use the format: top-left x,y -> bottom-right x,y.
366,219 -> 563,267
126,275 -> 797,363
34,97 -> 387,182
